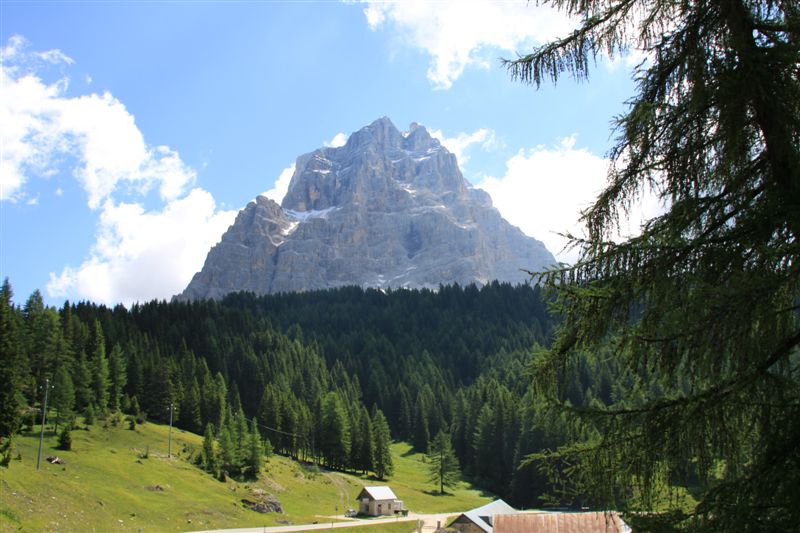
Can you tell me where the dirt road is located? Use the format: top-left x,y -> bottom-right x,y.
186,512 -> 453,533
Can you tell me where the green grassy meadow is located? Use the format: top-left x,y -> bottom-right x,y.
0,419 -> 491,532
377,442 -> 493,513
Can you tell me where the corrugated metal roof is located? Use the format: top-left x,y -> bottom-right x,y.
493,511 -> 629,533
358,486 -> 398,501
457,499 -> 518,533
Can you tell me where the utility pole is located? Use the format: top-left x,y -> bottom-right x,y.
36,377 -> 51,470
168,403 -> 174,458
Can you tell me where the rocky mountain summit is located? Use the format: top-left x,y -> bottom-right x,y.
176,117 -> 555,300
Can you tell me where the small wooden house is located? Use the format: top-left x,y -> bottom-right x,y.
356,486 -> 404,516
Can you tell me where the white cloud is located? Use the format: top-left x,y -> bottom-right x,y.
262,163 -> 295,205
324,132 -> 348,148
360,0 -> 574,89
429,127 -> 496,165
37,48 -> 74,66
2,36 -> 237,306
1,35 -> 74,72
1,36 -> 195,207
607,48 -> 652,72
477,136 -> 663,264
47,189 -> 237,306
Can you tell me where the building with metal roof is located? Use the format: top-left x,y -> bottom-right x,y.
448,499 -> 518,533
356,486 -> 404,516
493,511 -> 631,533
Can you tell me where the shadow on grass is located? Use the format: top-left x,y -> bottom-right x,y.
423,490 -> 453,497
361,474 -> 391,482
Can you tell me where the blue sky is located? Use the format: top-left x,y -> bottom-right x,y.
1,0 -> 653,307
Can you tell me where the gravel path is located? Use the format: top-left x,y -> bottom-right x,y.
186,512 -> 454,533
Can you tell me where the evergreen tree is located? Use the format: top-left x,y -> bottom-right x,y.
426,431 -> 460,494
372,409 -> 394,480
72,351 -> 92,412
245,417 -> 263,477
129,396 -> 141,421
107,344 -> 126,411
233,407 -> 248,467
24,297 -> 63,406
412,396 -> 430,453
280,399 -> 299,458
394,385 -> 412,440
320,392 -> 350,469
51,365 -> 75,434
125,345 -> 145,401
57,426 -> 72,451
202,423 -> 217,473
257,384 -> 282,452
0,280 -> 24,439
218,425 -> 235,475
83,404 -> 95,426
145,358 -> 175,424
350,406 -> 374,475
472,405 -> 495,484
88,320 -> 109,411
505,0 -> 800,529
207,373 -> 227,433
179,379 -> 202,434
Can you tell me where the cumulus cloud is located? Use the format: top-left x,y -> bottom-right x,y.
477,136 -> 663,264
324,132 -> 348,148
2,36 -> 237,306
429,127 -> 496,165
47,190 -> 236,306
1,39 -> 195,208
360,0 -> 574,89
262,163 -> 295,204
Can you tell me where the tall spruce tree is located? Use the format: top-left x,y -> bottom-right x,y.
412,396 -> 430,453
202,423 -> 217,473
372,409 -> 394,480
320,392 -> 350,470
51,365 -> 75,434
0,280 -> 24,439
180,378 -> 202,434
426,430 -> 460,495
72,350 -> 92,412
218,425 -> 236,475
245,417 -> 263,477
351,406 -> 374,475
24,293 -> 62,404
107,344 -> 126,411
505,0 -> 800,529
87,320 -> 109,411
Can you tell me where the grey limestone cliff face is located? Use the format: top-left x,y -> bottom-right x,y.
176,117 -> 556,301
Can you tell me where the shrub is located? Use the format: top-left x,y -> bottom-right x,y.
58,427 -> 72,451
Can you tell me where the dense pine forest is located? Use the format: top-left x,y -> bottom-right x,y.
0,279 -> 626,508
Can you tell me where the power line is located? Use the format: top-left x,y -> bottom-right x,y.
254,420 -> 301,439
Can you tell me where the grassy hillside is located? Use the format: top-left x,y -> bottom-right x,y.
0,418 -> 491,532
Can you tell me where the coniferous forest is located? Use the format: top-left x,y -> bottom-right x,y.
0,279 -> 625,508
